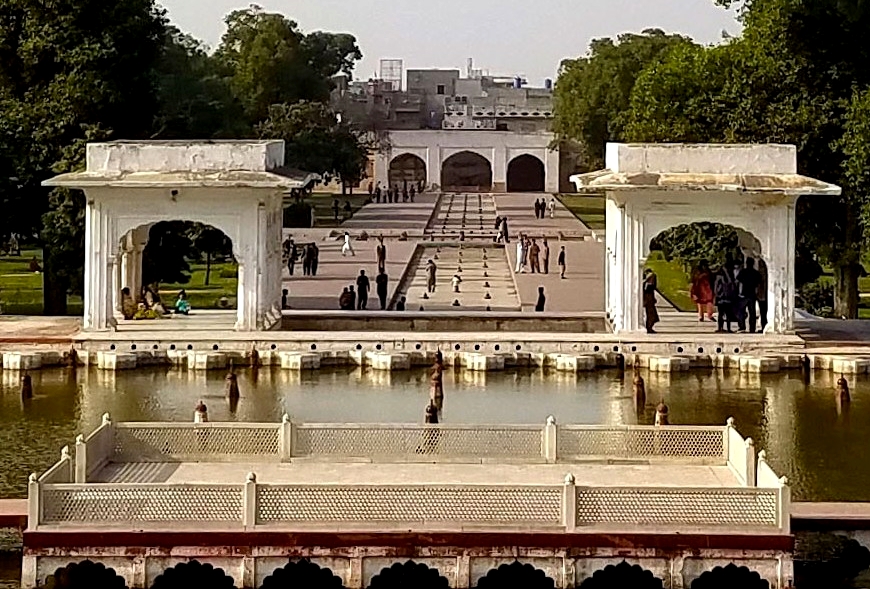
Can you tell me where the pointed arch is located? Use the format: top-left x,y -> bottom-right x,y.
691,564 -> 769,589
260,559 -> 346,588
389,153 -> 427,186
507,154 -> 545,192
441,151 -> 493,192
367,560 -> 450,588
150,560 -> 237,589
475,562 -> 555,588
44,560 -> 128,589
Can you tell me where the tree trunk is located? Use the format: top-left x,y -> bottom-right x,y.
834,263 -> 860,319
42,251 -> 68,316
204,251 -> 211,286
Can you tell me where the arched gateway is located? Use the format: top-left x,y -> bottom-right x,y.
571,143 -> 841,334
441,151 -> 493,192
507,154 -> 545,192
43,140 -> 317,332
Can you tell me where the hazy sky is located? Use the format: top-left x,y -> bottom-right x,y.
158,0 -> 740,85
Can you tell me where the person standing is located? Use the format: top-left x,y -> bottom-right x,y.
311,243 -> 320,276
529,239 -> 541,273
332,198 -> 340,222
535,286 -> 546,312
521,236 -> 530,271
410,184 -> 416,202
430,352 -> 445,418
757,258 -> 769,333
558,246 -> 566,279
339,287 -> 353,310
348,284 -> 357,310
542,239 -> 550,274
376,236 -> 387,274
375,182 -> 382,203
643,269 -> 660,334
500,217 -> 510,244
396,296 -> 406,311
548,198 -> 556,219
287,240 -> 297,276
426,259 -> 437,293
403,183 -> 409,202
714,262 -> 736,333
737,257 -> 762,333
341,232 -> 355,257
534,198 -> 541,219
515,239 -> 525,273
690,260 -> 715,322
367,182 -> 374,199
302,244 -> 312,276
376,269 -> 389,310
356,270 -> 370,310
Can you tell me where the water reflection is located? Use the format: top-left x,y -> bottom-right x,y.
0,366 -> 866,501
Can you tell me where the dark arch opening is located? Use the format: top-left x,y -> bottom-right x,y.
579,561 -> 664,589
367,560 -> 450,588
795,532 -> 870,587
474,562 -> 555,588
260,559 -> 346,588
691,563 -> 769,589
507,154 -> 545,192
150,560 -> 237,589
44,560 -> 128,589
389,153 -> 427,187
441,151 -> 493,192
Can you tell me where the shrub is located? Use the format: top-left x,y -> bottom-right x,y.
218,267 -> 238,279
797,279 -> 834,317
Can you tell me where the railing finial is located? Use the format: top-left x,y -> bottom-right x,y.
758,450 -> 767,462
102,412 -> 111,425
60,446 -> 70,460
564,473 -> 575,485
246,472 -> 257,483
28,473 -> 37,483
282,413 -> 290,424
546,415 -> 556,426
726,417 -> 735,427
75,434 -> 84,444
779,476 -> 789,485
745,437 -> 754,448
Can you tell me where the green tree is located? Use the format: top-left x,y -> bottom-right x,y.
188,223 -> 233,286
624,0 -> 870,317
256,101 -> 368,191
553,29 -> 693,171
214,5 -> 361,126
142,222 -> 193,287
0,0 -> 167,313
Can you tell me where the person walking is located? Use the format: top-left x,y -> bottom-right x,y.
376,236 -> 387,273
310,243 -> 319,276
757,258 -> 769,333
367,182 -> 374,199
558,246 -> 566,279
287,240 -> 297,276
737,257 -> 762,333
548,197 -> 556,219
332,198 -> 340,222
542,239 -> 550,274
690,260 -> 715,322
529,239 -> 541,273
500,216 -> 510,244
356,270 -> 370,310
376,269 -> 389,310
426,259 -> 437,293
375,182 -> 382,203
643,269 -> 660,334
515,239 -> 525,273
714,262 -> 736,333
409,184 -> 416,202
535,286 -> 546,312
341,232 -> 355,257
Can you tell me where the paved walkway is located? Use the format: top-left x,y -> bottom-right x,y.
341,193 -> 439,234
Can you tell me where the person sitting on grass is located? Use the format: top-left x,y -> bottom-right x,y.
175,290 -> 191,315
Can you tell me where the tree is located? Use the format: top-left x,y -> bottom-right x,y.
553,29 -> 693,171
188,223 -> 233,285
0,0 -> 167,313
256,101 -> 368,189
623,0 -> 870,317
141,222 -> 193,287
214,5 -> 361,126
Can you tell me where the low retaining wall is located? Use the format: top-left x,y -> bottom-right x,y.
280,312 -> 609,333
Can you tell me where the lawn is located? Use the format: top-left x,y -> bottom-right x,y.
0,249 -> 83,315
160,261 -> 238,310
645,256 -> 696,312
557,194 -> 606,230
306,192 -> 371,227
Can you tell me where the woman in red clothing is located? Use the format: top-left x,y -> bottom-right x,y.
691,260 -> 715,322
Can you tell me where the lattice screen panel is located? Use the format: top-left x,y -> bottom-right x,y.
114,426 -> 280,461
575,488 -> 778,527
557,428 -> 724,460
256,485 -> 562,523
41,486 -> 243,523
294,426 -> 542,458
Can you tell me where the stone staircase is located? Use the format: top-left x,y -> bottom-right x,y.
424,193 -> 499,241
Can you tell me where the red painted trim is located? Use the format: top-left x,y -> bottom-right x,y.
0,499 -> 27,529
23,531 -> 794,552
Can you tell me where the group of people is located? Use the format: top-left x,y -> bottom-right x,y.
283,238 -> 320,277
494,216 -> 510,243
120,285 -> 190,320
369,179 -> 423,204
338,236 -> 405,311
534,197 -> 556,219
642,253 -> 769,334
513,236 -> 566,279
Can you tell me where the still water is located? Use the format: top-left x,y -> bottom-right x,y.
0,366 -> 866,501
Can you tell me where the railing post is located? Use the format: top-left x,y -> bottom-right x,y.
60,446 -> 71,482
243,472 -> 257,528
745,438 -> 757,487
279,414 -> 294,460
543,416 -> 557,463
562,473 -> 576,532
778,476 -> 791,534
724,417 -> 734,460
27,474 -> 39,531
74,435 -> 86,483
101,412 -> 115,466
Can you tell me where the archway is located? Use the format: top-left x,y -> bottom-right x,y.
116,221 -> 239,323
691,564 -> 769,589
260,559 -> 346,588
475,562 -> 555,588
389,154 -> 427,187
507,155 -> 545,192
441,151 -> 493,192
44,560 -> 127,589
578,562 -> 664,588
641,222 -> 768,334
150,561 -> 237,589
367,560 -> 450,588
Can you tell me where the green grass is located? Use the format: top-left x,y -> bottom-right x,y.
0,248 -> 83,315
557,194 -> 605,230
644,257 -> 696,312
306,192 -> 371,227
159,261 -> 238,310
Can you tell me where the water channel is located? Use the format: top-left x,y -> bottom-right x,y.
1,366 -> 869,587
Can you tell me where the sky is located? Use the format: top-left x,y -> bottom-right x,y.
158,0 -> 741,86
